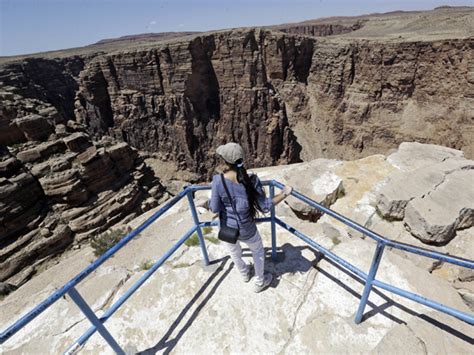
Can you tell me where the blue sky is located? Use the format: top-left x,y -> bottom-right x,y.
0,0 -> 471,56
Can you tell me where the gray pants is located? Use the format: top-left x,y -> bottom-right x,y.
224,230 -> 265,284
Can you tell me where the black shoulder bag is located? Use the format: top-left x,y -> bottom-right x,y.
218,174 -> 241,244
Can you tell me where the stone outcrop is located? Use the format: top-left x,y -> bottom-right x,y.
375,143 -> 474,245
0,147 -> 45,243
0,91 -> 166,284
251,159 -> 345,221
404,169 -> 474,245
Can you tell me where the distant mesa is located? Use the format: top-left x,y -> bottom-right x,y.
93,31 -> 201,45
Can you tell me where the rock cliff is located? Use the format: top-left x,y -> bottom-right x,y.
2,29 -> 472,173
0,10 -> 472,287
0,85 -> 166,285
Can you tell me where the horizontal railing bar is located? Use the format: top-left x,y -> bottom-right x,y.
0,187 -> 190,344
189,180 -> 273,192
372,279 -> 474,325
278,217 -> 474,325
383,240 -> 474,269
275,218 -> 368,281
64,224 -> 198,354
272,181 -> 386,244
271,180 -> 473,269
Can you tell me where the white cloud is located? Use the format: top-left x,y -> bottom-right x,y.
150,20 -> 157,25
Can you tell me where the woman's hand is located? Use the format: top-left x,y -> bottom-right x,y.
271,185 -> 293,207
282,185 -> 293,197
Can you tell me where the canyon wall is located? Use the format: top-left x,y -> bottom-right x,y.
2,29 -> 472,175
0,28 -> 472,284
284,38 -> 473,160
72,29 -> 472,172
74,30 -> 307,175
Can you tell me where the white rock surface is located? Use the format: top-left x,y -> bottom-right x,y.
404,169 -> 474,244
387,142 -> 465,172
1,143 -> 472,354
1,227 -> 471,355
376,158 -> 473,220
252,159 -> 344,221
376,143 -> 474,244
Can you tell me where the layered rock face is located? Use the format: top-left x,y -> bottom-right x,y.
74,30 -> 306,176
0,84 -> 166,285
73,30 -> 474,165
287,37 -> 473,160
2,29 -> 472,176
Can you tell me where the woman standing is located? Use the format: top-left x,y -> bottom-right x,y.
209,143 -> 292,293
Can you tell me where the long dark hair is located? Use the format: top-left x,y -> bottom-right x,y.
227,159 -> 263,220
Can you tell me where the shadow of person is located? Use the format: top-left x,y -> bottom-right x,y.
136,256 -> 233,355
240,242 -> 322,290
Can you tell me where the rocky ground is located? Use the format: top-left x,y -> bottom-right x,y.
1,142 -> 472,354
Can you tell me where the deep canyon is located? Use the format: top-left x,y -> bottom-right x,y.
0,7 -> 473,285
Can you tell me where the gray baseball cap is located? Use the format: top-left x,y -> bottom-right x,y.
216,142 -> 244,164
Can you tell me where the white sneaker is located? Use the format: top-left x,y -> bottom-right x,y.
254,273 -> 273,293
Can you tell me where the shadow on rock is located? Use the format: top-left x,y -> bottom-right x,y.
317,257 -> 474,345
136,256 -> 233,355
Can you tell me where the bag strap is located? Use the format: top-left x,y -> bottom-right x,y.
220,174 -> 242,225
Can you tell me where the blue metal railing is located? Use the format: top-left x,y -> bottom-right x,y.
1,180 -> 473,354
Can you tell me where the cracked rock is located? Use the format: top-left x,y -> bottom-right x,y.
404,169 -> 474,245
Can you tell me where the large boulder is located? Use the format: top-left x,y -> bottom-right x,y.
404,169 -> 474,245
253,159 -> 344,221
376,158 -> 472,220
15,114 -> 53,142
39,168 -> 90,204
63,132 -> 92,153
376,143 -> 474,245
387,142 -> 465,172
106,142 -> 137,174
16,139 -> 67,163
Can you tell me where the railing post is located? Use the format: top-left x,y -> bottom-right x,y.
270,182 -> 277,261
67,287 -> 124,355
186,189 -> 210,266
354,242 -> 385,324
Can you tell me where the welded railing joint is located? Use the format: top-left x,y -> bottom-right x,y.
354,242 -> 385,324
